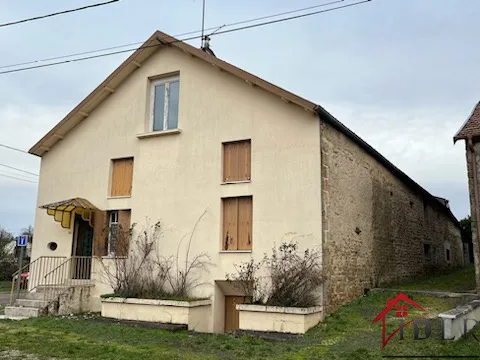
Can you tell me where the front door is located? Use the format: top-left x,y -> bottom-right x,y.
224,296 -> 248,333
72,215 -> 93,279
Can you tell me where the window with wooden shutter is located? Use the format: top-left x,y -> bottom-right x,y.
222,196 -> 252,251
110,158 -> 134,197
223,140 -> 251,182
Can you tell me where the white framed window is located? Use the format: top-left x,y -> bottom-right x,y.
108,211 -> 119,255
150,77 -> 180,132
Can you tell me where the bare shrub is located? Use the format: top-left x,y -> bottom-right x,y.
227,241 -> 324,307
165,210 -> 211,298
100,213 -> 211,300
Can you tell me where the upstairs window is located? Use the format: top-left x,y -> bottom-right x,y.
151,77 -> 180,131
223,140 -> 251,182
110,158 -> 134,197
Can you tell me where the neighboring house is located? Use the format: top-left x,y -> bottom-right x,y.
454,101 -> 480,294
24,30 -> 462,332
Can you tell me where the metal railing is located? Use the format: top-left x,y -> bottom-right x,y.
42,256 -> 93,304
10,256 -> 66,304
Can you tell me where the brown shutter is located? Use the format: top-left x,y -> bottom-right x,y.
223,141 -> 251,182
223,143 -> 233,182
238,197 -> 252,250
223,198 -> 238,250
116,210 -> 131,257
93,210 -> 108,257
111,158 -> 134,196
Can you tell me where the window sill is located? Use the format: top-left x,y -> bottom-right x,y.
137,129 -> 182,139
219,250 -> 252,253
221,180 -> 251,185
107,195 -> 131,199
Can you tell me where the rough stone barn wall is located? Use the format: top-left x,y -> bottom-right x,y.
320,120 -> 463,313
464,141 -> 480,293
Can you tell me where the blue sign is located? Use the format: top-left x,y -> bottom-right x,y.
17,235 -> 28,247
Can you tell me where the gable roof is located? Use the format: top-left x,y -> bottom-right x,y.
29,30 -> 459,227
28,30 -> 317,157
454,101 -> 480,142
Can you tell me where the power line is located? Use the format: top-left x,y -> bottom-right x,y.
0,143 -> 29,154
0,173 -> 38,184
0,0 -> 120,28
0,163 -> 39,177
0,0 -> 343,70
0,0 -> 371,76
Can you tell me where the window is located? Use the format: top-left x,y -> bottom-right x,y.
445,241 -> 452,263
106,210 -> 131,256
423,244 -> 431,261
223,140 -> 251,182
108,211 -> 119,255
110,158 -> 134,197
222,196 -> 252,251
151,77 -> 179,131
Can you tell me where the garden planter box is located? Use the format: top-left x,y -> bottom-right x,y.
236,304 -> 322,334
101,297 -> 212,332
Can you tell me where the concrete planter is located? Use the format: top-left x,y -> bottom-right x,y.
439,299 -> 480,340
236,304 -> 322,334
101,297 -> 212,332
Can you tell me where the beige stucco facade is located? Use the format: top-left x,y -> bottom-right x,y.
30,44 -> 323,333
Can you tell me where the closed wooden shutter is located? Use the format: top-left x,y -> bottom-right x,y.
223,198 -> 238,250
93,210 -> 108,257
111,158 -> 134,196
237,197 -> 252,250
116,210 -> 131,257
223,140 -> 251,182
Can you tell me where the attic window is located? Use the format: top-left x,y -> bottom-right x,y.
151,77 -> 179,131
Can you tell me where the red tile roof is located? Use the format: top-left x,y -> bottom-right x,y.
454,101 -> 480,142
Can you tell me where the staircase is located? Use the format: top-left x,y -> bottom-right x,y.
6,256 -> 93,319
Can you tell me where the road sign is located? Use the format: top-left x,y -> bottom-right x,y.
17,235 -> 28,247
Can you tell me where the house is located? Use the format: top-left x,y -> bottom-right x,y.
13,30 -> 462,332
454,101 -> 480,294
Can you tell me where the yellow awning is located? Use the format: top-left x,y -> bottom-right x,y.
40,198 -> 99,228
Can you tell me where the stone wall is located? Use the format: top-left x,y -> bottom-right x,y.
464,141 -> 480,293
320,120 -> 463,313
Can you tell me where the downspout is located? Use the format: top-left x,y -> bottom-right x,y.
468,136 -> 480,294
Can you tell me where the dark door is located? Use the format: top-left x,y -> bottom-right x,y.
224,296 -> 247,333
72,215 -> 93,279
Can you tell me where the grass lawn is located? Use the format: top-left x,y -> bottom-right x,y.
0,292 -> 479,359
391,264 -> 476,293
0,281 -> 12,292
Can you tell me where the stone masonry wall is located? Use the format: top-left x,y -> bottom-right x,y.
321,121 -> 463,313
465,141 -> 480,293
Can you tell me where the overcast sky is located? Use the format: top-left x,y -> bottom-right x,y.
0,0 -> 478,235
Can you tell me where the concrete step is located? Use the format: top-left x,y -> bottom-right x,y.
15,299 -> 48,308
22,292 -> 45,301
5,306 -> 43,318
35,285 -> 68,293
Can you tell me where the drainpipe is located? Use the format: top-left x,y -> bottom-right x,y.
468,137 -> 480,294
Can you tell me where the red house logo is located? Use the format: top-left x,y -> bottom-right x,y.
372,293 -> 428,348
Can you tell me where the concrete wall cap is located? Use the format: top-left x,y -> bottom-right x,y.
438,300 -> 480,319
236,304 -> 322,314
101,297 -> 212,307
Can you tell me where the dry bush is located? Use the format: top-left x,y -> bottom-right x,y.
227,241 -> 324,307
100,213 -> 210,300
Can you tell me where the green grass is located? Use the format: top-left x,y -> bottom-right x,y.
0,281 -> 12,292
0,268 -> 477,359
390,264 -> 476,293
0,292 -> 478,359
